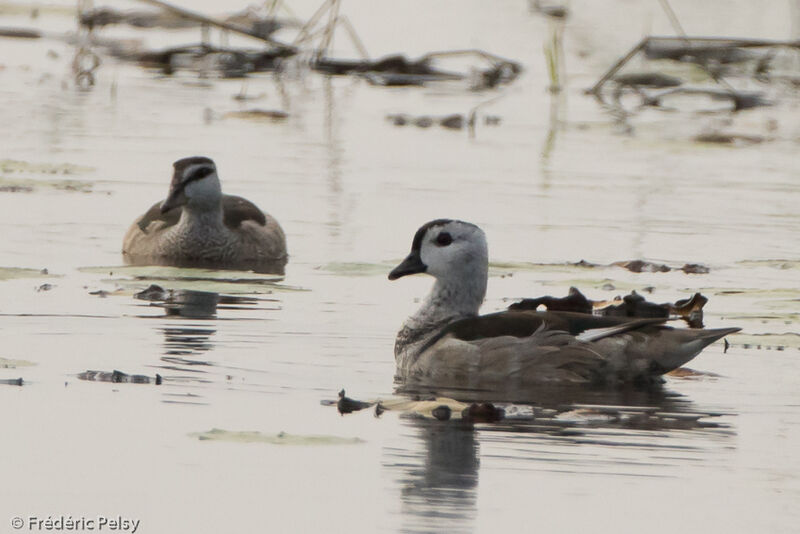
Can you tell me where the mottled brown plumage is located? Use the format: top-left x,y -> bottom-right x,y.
122,157 -> 287,274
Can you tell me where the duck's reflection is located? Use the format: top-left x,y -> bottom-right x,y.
384,382 -> 732,533
392,418 -> 479,534
160,326 -> 215,369
134,287 -> 263,387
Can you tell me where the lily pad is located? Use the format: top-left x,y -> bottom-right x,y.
190,428 -> 364,445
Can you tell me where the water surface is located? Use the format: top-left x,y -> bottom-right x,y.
1,1 -> 799,532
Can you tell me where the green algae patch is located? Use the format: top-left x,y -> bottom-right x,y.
0,159 -> 95,193
0,176 -> 94,193
0,2 -> 76,16
190,428 -> 364,446
79,265 -> 305,294
317,262 -> 396,277
0,159 -> 94,176
0,267 -> 57,281
0,357 -> 36,369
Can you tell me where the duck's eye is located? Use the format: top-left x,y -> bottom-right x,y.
188,166 -> 213,182
435,232 -> 453,247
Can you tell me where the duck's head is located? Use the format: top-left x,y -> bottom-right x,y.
161,156 -> 222,213
389,219 -> 488,282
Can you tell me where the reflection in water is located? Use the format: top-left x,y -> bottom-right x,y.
323,75 -> 345,242
160,326 -> 215,366
135,288 -> 266,393
389,418 -> 479,534
385,383 -> 733,532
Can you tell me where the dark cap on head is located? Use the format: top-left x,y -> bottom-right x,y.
389,219 -> 456,280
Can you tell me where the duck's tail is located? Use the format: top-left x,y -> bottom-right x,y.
657,326 -> 741,373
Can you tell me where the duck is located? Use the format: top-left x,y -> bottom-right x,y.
388,219 -> 739,387
122,156 -> 287,274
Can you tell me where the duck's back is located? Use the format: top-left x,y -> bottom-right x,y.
122,194 -> 287,272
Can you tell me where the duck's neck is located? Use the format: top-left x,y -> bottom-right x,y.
178,201 -> 226,233
410,274 -> 487,327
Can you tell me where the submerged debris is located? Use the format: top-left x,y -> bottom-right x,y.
693,131 -> 766,145
77,370 -> 162,385
134,283 -> 169,301
224,109 -> 288,121
613,259 -> 710,274
337,389 -> 373,414
386,113 -> 500,130
612,72 -> 682,88
508,286 -> 593,314
589,36 -> 798,118
191,428 -> 364,445
0,378 -> 24,386
315,50 -> 521,89
131,44 -> 296,77
79,7 -> 198,29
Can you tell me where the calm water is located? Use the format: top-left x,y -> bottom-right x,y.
1,1 -> 799,532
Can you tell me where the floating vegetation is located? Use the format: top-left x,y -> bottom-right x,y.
508,286 -> 708,326
316,51 -> 521,90
130,44 -> 296,77
589,36 -> 799,120
0,266 -> 54,281
0,160 -> 95,193
79,265 -> 302,294
693,132 -> 767,145
223,109 -> 288,121
0,357 -> 36,369
326,391 -> 506,422
336,389 -> 373,414
732,333 -> 800,351
316,261 -> 397,277
190,428 -> 364,446
386,113 -> 501,131
77,369 -> 162,384
0,159 -> 94,176
0,177 -> 94,193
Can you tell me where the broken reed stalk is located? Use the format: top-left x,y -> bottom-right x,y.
587,38 -> 647,94
133,0 -> 291,48
657,0 -> 689,40
338,15 -> 369,60
318,0 -> 341,58
543,20 -> 564,93
292,0 -> 335,46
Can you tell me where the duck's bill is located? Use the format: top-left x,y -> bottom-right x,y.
160,189 -> 185,213
389,251 -> 427,280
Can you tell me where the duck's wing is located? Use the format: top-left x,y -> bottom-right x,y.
442,310 -> 667,342
222,195 -> 267,229
136,200 -> 181,233
406,328 -> 610,386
